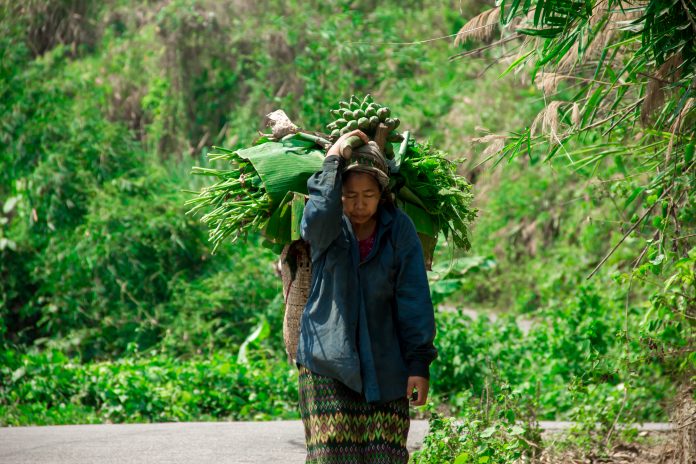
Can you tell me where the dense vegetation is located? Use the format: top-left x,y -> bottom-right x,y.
1,0 -> 693,461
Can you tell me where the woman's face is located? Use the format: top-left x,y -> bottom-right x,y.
342,172 -> 381,226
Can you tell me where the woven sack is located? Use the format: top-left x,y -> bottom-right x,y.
280,240 -> 312,362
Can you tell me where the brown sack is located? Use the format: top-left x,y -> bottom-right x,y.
279,240 -> 312,362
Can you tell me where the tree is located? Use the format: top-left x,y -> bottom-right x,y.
455,0 -> 694,451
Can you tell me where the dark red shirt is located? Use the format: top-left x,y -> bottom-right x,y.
358,226 -> 377,262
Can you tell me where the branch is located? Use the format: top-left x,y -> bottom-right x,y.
680,0 -> 696,33
676,418 -> 696,430
583,97 -> 645,132
518,434 -> 542,449
631,229 -> 659,269
586,183 -> 675,280
603,386 -> 629,447
672,233 -> 696,241
448,35 -> 520,61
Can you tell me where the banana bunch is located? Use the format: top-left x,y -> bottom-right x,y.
326,94 -> 403,158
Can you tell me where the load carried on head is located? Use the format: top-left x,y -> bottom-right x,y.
186,95 -> 476,360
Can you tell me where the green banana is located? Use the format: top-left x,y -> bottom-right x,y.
327,96 -> 400,142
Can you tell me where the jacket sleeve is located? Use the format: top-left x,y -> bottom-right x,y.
300,155 -> 345,255
393,213 -> 438,378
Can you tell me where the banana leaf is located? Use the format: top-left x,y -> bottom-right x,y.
264,191 -> 306,245
236,138 -> 324,207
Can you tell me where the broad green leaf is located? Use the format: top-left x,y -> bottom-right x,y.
3,196 -> 20,214
11,367 -> 26,382
237,318 -> 270,364
509,425 -> 525,435
236,141 -> 324,207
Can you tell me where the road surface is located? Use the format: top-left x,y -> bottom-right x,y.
0,420 -> 429,464
0,420 -> 674,464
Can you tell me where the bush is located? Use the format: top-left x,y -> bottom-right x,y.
430,283 -> 673,422
10,168 -> 210,358
0,348 -> 299,425
412,403 -> 534,464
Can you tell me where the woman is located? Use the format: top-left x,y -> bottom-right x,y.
295,130 -> 437,463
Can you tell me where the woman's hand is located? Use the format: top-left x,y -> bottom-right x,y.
406,376 -> 429,406
326,130 -> 370,160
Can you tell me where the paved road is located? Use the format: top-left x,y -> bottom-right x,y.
0,420 -> 673,464
0,420 -> 429,464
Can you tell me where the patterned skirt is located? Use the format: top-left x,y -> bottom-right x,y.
298,365 -> 410,464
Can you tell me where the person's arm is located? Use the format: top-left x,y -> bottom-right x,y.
393,214 -> 438,404
300,130 -> 370,255
300,155 -> 345,254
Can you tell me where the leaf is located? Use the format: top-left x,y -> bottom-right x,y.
623,186 -> 645,209
264,191 -> 303,244
3,196 -> 20,214
430,279 -> 462,299
454,453 -> 470,464
499,50 -> 534,78
234,142 -> 324,207
11,366 -> 26,382
509,425 -> 525,436
480,426 -> 496,438
237,318 -> 270,364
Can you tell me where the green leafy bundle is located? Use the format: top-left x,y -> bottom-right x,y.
187,97 -> 476,259
185,148 -> 272,253
395,141 -> 476,250
186,136 -> 325,253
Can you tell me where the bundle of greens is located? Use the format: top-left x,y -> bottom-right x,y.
393,139 -> 475,251
187,96 -> 476,261
185,135 -> 324,253
185,148 -> 271,253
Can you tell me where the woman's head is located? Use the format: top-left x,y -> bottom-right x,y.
341,141 -> 391,225
342,171 -> 382,226
343,141 -> 389,189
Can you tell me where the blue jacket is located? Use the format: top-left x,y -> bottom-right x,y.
296,154 -> 437,403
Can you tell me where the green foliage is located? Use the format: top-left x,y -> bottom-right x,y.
5,170 -> 197,354
432,156 -> 636,313
1,3 -> 691,455
632,246 -> 696,378
471,0 -> 696,326
156,252 -> 282,357
411,398 -> 534,464
431,284 -> 672,423
463,0 -> 695,341
0,349 -> 298,425
563,382 -> 638,455
0,43 -> 157,354
397,141 -> 477,250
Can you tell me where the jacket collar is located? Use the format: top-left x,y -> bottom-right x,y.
378,204 -> 395,227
